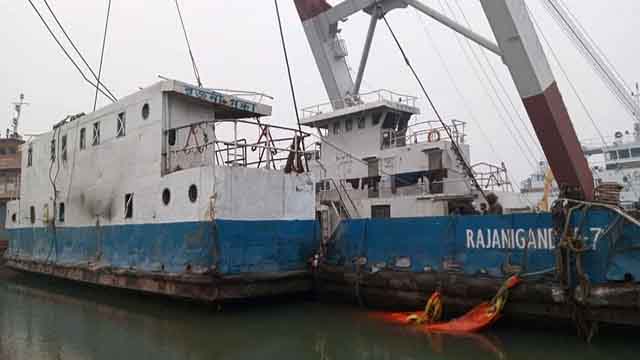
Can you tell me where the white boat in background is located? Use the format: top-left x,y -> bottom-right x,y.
521,122 -> 640,210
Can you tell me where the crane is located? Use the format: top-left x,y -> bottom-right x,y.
294,0 -> 594,200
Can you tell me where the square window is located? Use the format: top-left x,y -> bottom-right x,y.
93,122 -> 100,146
631,148 -> 640,158
124,193 -> 133,219
117,112 -> 126,138
357,117 -> 365,129
371,205 -> 391,219
79,128 -> 86,150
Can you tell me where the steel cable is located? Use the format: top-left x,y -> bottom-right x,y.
26,0 -> 117,103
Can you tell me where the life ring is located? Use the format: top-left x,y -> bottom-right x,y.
428,129 -> 441,142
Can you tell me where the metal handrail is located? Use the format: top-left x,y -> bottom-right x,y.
300,89 -> 419,118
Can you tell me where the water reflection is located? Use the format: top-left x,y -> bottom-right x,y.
0,272 -> 639,360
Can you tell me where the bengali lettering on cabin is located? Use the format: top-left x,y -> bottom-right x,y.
183,86 -> 257,113
465,227 -> 604,251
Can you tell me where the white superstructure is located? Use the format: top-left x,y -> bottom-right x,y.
6,80 -> 316,274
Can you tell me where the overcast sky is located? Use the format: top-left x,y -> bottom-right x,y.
1,0 -> 639,183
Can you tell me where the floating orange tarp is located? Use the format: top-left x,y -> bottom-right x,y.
425,302 -> 500,333
369,303 -> 499,334
372,275 -> 521,334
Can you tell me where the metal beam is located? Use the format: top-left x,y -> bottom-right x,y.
405,0 -> 502,57
480,0 -> 594,200
353,9 -> 379,95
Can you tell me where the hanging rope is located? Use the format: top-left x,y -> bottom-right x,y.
274,0 -> 308,172
94,0 -> 112,111
174,0 -> 202,87
381,15 -> 485,200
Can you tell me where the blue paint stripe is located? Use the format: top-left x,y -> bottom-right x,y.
7,219 -> 320,275
328,210 -> 640,284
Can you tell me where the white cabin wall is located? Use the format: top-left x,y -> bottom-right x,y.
352,197 -> 448,218
7,81 -> 315,231
14,85 -> 163,229
213,166 -> 314,220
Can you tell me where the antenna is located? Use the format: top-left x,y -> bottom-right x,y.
11,93 -> 28,139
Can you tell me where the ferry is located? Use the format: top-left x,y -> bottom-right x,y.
4,80 -> 319,302
295,0 -> 640,333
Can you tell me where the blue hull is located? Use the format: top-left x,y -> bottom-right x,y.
327,210 -> 640,284
6,219 -> 319,276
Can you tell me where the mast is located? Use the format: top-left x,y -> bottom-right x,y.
633,83 -> 640,141
10,93 -> 27,139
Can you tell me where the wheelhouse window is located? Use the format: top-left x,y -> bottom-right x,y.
92,122 -> 100,146
116,112 -> 126,138
79,128 -> 86,150
631,148 -> 640,158
619,149 -> 631,159
357,117 -> 365,129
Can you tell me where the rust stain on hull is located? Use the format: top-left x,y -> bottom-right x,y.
6,259 -> 313,303
317,265 -> 640,327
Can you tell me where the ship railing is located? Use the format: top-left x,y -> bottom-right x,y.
201,88 -> 274,107
162,119 -> 310,173
382,119 -> 467,149
317,177 -> 473,202
300,89 -> 419,119
471,162 -> 514,192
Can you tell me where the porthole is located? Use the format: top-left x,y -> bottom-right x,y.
141,103 -> 150,120
11,213 -> 16,223
162,188 -> 171,205
188,184 -> 198,203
